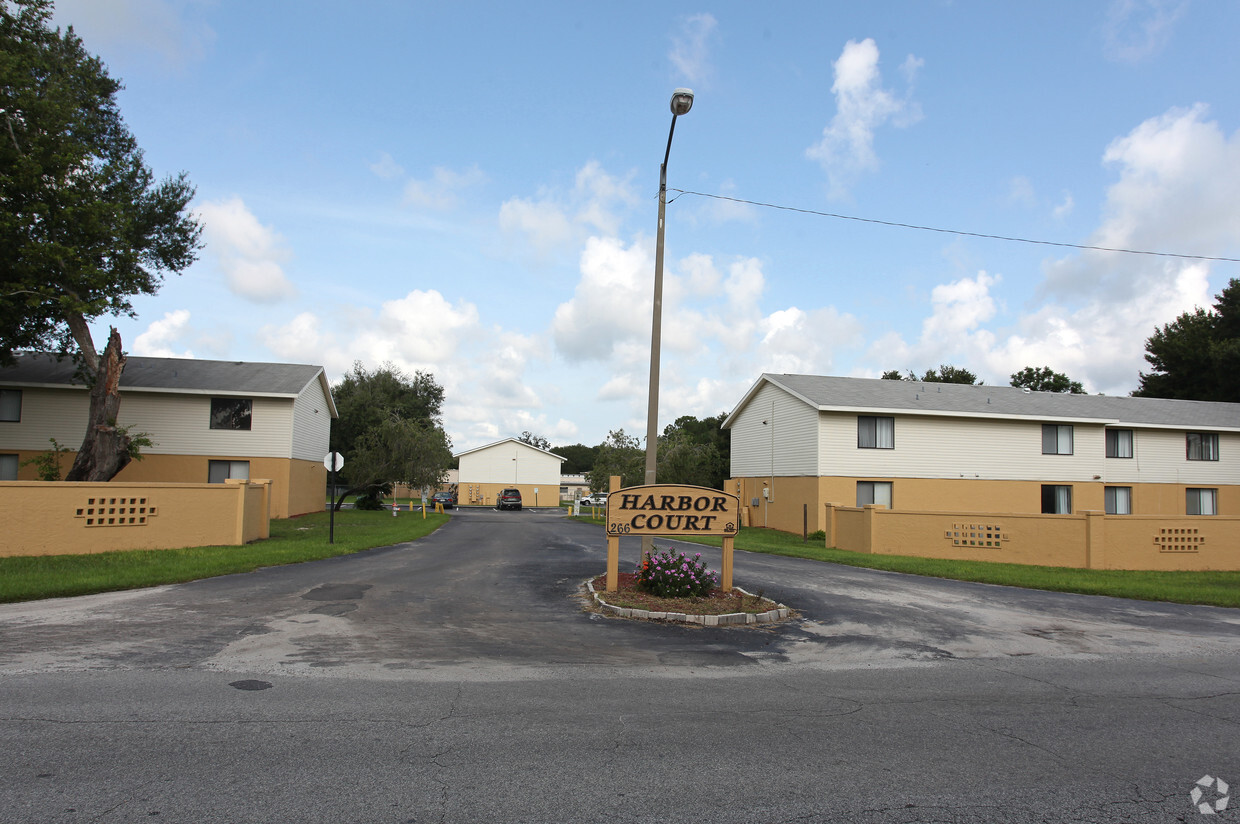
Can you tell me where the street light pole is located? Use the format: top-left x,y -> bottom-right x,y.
642,88 -> 694,559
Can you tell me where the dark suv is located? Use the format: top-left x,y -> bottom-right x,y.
496,488 -> 522,511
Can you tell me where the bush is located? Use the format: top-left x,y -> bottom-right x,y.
807,530 -> 826,541
635,546 -> 719,598
354,490 -> 388,510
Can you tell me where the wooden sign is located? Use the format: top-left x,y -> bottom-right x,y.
604,481 -> 740,593
606,485 -> 740,536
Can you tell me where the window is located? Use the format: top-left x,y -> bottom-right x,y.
1041,484 -> 1072,514
1042,424 -> 1073,455
0,454 -> 17,481
858,416 -> 895,449
1186,488 -> 1217,516
0,389 -> 20,422
1186,432 -> 1219,461
208,460 -> 250,484
1105,429 -> 1133,459
1104,486 -> 1132,515
210,398 -> 252,431
857,481 -> 893,508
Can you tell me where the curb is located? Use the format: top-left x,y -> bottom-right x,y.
586,579 -> 792,626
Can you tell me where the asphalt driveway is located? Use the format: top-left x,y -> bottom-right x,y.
2,508 -> 1238,823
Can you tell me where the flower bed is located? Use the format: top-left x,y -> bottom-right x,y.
587,572 -> 791,626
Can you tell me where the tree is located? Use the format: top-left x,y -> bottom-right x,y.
1010,366 -> 1085,394
330,361 -> 444,460
657,413 -> 729,489
587,429 -> 644,493
329,362 -> 450,509
1134,278 -> 1240,402
552,443 -> 598,475
881,365 -> 981,385
1,0 -> 202,479
518,431 -> 551,450
334,413 -> 453,510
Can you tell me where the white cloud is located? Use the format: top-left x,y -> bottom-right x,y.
132,310 -> 194,358
552,235 -> 653,361
499,161 -> 638,257
1052,193 -> 1075,220
403,165 -> 486,210
669,13 -> 718,86
1103,0 -> 1188,63
52,0 -> 215,66
369,152 -> 405,180
196,197 -> 296,302
806,38 -> 923,197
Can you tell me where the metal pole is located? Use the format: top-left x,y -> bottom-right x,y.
642,113 -> 679,561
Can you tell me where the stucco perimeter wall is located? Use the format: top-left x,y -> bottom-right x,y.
824,504 -> 1240,571
0,480 -> 271,557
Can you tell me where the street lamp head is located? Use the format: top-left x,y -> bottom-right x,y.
670,88 -> 694,116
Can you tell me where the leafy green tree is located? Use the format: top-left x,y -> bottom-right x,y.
587,429 -> 644,493
553,443 -> 598,475
657,413 -> 729,489
518,431 -> 551,450
1010,366 -> 1085,394
882,365 -> 981,385
332,413 -> 453,511
1,0 -> 202,480
1134,278 -> 1240,402
329,362 -> 449,508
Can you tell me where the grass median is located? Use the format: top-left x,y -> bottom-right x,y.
0,509 -> 449,604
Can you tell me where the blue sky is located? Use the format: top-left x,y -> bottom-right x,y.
55,0 -> 1240,452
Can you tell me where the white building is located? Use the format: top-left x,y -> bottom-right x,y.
455,438 -> 564,508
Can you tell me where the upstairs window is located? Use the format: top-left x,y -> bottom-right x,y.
1042,424 -> 1073,455
210,398 -> 252,431
1186,433 -> 1219,461
1105,429 -> 1133,459
858,416 -> 895,449
0,389 -> 20,422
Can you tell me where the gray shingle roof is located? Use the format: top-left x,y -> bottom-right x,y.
728,373 -> 1240,431
1,353 -> 326,398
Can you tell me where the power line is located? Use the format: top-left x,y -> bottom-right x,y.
669,189 -> 1240,264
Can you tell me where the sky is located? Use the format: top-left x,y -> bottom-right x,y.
50,0 -> 1240,453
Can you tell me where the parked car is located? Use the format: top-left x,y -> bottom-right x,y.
581,492 -> 608,506
431,491 -> 456,509
497,488 -> 522,511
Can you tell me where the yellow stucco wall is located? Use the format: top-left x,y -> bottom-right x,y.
456,482 -> 556,508
0,480 -> 272,557
3,450 -> 325,519
824,504 -> 1240,570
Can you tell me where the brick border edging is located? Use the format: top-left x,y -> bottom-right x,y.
586,579 -> 792,626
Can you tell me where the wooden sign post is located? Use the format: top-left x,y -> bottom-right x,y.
604,479 -> 741,592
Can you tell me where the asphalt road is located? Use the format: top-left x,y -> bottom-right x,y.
1,507 -> 1238,823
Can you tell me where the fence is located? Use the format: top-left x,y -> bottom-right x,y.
0,479 -> 271,557
823,503 -> 1240,571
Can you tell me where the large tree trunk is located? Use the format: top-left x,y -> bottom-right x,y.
65,327 -> 133,482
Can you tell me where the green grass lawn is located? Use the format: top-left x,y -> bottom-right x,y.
670,527 -> 1240,608
0,509 -> 448,604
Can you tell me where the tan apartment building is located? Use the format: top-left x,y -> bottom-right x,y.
725,373 -> 1240,534
0,354 -> 336,518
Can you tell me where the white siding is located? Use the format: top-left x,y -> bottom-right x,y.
0,387 -> 90,449
820,413 -> 1109,482
1103,429 -> 1240,485
116,393 -> 294,458
459,441 -> 561,486
290,379 -> 332,462
730,382 -> 819,476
